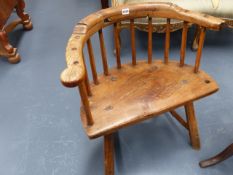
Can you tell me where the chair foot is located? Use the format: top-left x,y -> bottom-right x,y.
8,53 -> 21,64
185,102 -> 201,150
199,143 -> 233,168
23,21 -> 33,31
104,134 -> 115,175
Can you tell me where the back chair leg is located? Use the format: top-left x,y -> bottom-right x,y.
104,134 -> 115,175
185,102 -> 201,150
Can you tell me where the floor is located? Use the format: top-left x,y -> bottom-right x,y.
0,0 -> 233,175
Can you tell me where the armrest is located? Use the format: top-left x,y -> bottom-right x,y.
60,64 -> 85,88
60,29 -> 86,88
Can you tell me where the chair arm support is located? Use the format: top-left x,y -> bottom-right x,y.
60,65 -> 85,88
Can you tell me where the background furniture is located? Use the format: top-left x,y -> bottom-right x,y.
199,143 -> 233,168
60,3 -> 223,174
0,0 -> 33,63
110,0 -> 233,50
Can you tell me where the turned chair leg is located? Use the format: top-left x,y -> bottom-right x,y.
104,134 -> 115,175
0,31 -> 20,63
192,25 -> 201,51
199,143 -> 233,168
185,102 -> 201,150
15,0 -> 33,30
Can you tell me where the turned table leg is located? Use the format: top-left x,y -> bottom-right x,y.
0,31 -> 20,63
15,0 -> 33,30
104,134 -> 115,175
199,143 -> 233,168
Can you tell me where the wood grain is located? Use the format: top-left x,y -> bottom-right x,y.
81,60 -> 218,138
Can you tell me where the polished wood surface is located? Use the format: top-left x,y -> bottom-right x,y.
0,0 -> 32,63
60,3 -> 224,174
81,60 -> 218,139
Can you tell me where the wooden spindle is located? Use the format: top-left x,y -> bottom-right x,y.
98,29 -> 109,75
130,19 -> 136,65
83,54 -> 92,96
78,81 -> 94,126
148,17 -> 152,64
114,23 -> 121,69
87,39 -> 99,84
180,21 -> 188,67
194,27 -> 206,73
164,18 -> 170,64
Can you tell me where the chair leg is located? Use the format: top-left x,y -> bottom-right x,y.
192,25 -> 201,51
199,143 -> 233,168
104,134 -> 115,175
185,102 -> 201,150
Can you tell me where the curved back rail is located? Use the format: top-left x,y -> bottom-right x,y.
60,2 -> 224,126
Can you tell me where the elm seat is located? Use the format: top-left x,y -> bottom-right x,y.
81,60 -> 218,138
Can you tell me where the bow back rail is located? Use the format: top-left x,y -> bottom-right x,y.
60,2 -> 224,126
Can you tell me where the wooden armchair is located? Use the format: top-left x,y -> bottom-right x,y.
60,3 -> 224,174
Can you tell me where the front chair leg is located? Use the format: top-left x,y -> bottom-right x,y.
199,143 -> 233,168
185,102 -> 201,150
104,134 -> 115,175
